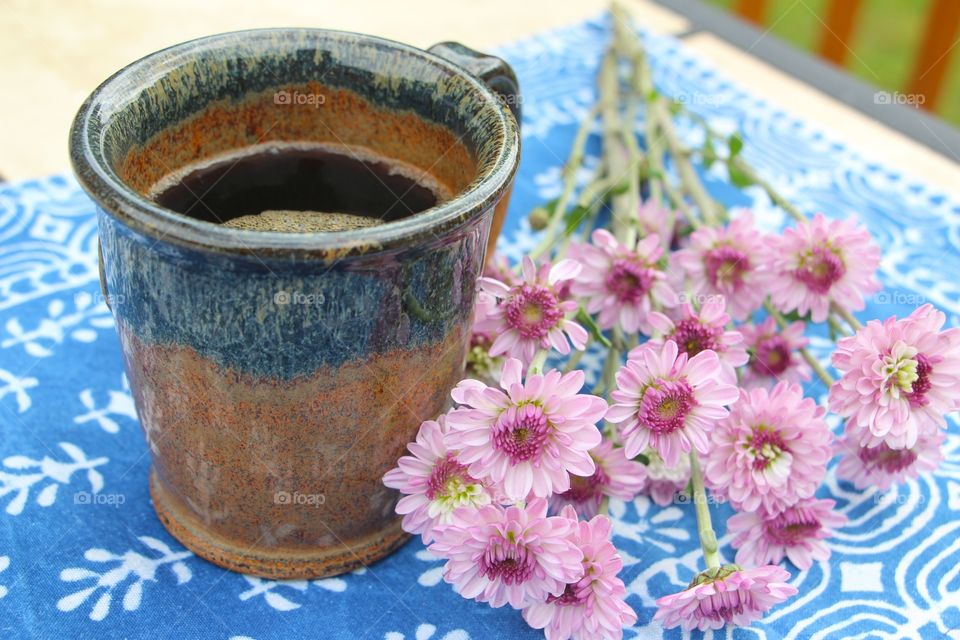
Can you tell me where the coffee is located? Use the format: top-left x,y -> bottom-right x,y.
150,142 -> 447,231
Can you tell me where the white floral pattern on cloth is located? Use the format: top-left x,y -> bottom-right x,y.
0,554 -> 9,599
57,537 -> 192,621
0,14 -> 958,639
0,443 -> 107,516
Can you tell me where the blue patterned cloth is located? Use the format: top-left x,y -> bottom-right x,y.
2,15 -> 959,640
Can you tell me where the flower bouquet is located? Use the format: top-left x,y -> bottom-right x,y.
383,4 -> 960,637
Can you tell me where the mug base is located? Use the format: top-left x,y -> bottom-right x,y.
148,468 -> 410,579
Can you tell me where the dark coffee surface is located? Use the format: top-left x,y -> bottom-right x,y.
151,144 -> 440,226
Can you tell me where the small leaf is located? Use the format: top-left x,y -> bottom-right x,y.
264,591 -> 300,611
728,133 -> 744,158
415,624 -> 437,640
87,470 -> 104,494
575,308 -> 612,348
59,443 -> 85,462
60,568 -> 98,582
170,562 -> 192,585
608,181 -> 631,196
137,536 -> 172,555
36,483 -> 58,507
90,591 -> 111,621
540,196 -> 560,214
57,587 -> 97,612
24,343 -> 52,358
417,566 -> 444,587
702,137 -> 717,170
84,548 -> 115,562
3,456 -> 38,470
123,581 -> 142,611
71,329 -> 97,343
6,491 -> 28,516
5,318 -> 23,336
562,205 -> 592,237
312,577 -> 346,593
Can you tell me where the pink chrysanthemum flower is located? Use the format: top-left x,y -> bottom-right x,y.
761,213 -> 880,323
549,439 -> 647,518
475,256 -> 587,366
829,304 -> 960,450
637,198 -> 680,246
640,447 -> 691,506
569,229 -> 676,335
483,252 -> 517,286
739,317 -> 812,389
606,340 -> 739,467
383,415 -> 493,543
648,301 -> 748,384
446,358 -> 606,501
703,381 -> 833,515
523,506 -> 637,640
835,428 -> 946,491
671,211 -> 766,321
429,498 -> 584,609
654,564 -> 797,631
728,498 -> 847,570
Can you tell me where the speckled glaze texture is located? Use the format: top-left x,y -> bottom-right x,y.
70,29 -> 520,578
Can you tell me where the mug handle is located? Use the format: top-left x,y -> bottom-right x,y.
427,42 -> 520,261
427,42 -> 521,123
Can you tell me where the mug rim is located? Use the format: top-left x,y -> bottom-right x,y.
69,28 -> 520,259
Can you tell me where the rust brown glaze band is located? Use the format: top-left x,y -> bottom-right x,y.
150,470 -> 411,579
150,462 -> 410,580
119,320 -> 465,575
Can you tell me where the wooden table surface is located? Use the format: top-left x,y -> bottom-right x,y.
1,0 -> 956,191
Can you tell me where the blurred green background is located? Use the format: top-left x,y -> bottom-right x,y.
705,0 -> 960,126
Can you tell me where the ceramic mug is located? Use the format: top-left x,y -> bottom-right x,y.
69,29 -> 520,578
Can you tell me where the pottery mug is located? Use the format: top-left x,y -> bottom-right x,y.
69,29 -> 520,578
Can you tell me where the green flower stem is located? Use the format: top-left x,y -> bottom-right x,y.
529,103 -> 601,260
563,349 -> 585,373
729,156 -> 807,224
599,50 -> 636,246
832,304 -> 864,332
592,344 -> 621,395
765,301 -> 836,386
827,314 -> 850,338
555,172 -> 617,258
529,350 -> 549,376
690,451 -> 721,571
651,100 -> 721,226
